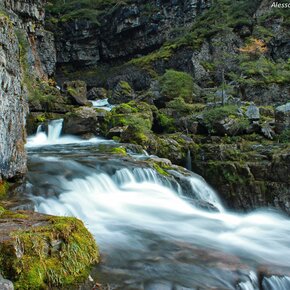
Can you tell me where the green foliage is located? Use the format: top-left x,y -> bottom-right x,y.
156,113 -> 175,133
277,129 -> 290,143
159,70 -> 194,102
167,97 -> 205,114
230,56 -> 290,85
0,215 -> 99,289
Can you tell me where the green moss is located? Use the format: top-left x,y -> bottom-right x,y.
159,70 -> 194,102
167,98 -> 205,114
203,105 -> 238,132
111,147 -> 127,156
152,163 -> 169,177
0,216 -> 99,289
0,181 -> 9,200
46,0 -> 131,25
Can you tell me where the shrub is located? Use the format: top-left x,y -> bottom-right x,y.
159,70 -> 194,102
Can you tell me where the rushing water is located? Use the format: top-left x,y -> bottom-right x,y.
26,120 -> 290,290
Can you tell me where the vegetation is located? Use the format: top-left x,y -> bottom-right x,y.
0,212 -> 99,289
159,70 -> 194,102
46,0 -> 131,24
0,180 -> 9,199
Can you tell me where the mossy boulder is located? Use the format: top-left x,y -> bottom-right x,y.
63,107 -> 108,137
103,101 -> 155,145
64,80 -> 88,106
154,69 -> 198,107
109,81 -> 135,104
0,209 -> 99,290
202,105 -> 250,136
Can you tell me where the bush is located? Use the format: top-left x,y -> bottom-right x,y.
159,70 -> 194,102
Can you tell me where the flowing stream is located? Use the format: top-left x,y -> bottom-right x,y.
26,120 -> 290,290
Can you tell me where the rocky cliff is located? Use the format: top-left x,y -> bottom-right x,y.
0,14 -> 27,184
0,0 -> 57,187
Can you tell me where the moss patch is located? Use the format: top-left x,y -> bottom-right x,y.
0,212 -> 99,289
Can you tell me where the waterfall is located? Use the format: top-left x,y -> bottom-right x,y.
262,276 -> 290,290
26,119 -> 107,147
26,131 -> 290,289
47,119 -> 63,142
185,149 -> 192,171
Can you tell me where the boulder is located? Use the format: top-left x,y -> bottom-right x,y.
63,80 -> 88,105
109,81 -> 135,104
87,87 -> 107,100
63,107 -> 107,136
0,275 -> 13,290
0,207 -> 99,289
275,102 -> 290,133
246,103 -> 260,121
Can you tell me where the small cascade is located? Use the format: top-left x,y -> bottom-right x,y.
262,275 -> 290,290
26,119 -> 107,147
47,119 -> 63,142
187,175 -> 224,212
185,149 -> 192,171
91,98 -> 114,111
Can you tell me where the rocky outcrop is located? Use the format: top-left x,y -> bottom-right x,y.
191,136 -> 290,214
47,0 -> 210,86
3,0 -> 56,79
0,15 -> 28,182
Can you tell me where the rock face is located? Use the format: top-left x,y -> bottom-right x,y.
191,137 -> 290,214
53,0 -> 210,71
0,15 -> 28,181
3,0 -> 56,79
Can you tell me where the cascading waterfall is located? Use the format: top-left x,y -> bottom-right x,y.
26,120 -> 290,289
26,119 -> 108,147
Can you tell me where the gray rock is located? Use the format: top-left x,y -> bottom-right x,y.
63,107 -> 107,136
0,15 -> 28,180
275,102 -> 290,133
246,103 -> 260,121
64,80 -> 88,105
87,87 -> 107,100
0,275 -> 14,290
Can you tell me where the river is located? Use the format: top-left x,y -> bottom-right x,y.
25,120 -> 290,290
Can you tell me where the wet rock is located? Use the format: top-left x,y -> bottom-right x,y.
63,107 -> 107,136
107,126 -> 129,139
64,80 -> 88,105
87,87 -> 107,100
275,102 -> 290,133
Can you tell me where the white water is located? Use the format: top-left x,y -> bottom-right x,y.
27,120 -> 290,288
26,119 -> 109,147
91,98 -> 114,111
30,162 -> 290,269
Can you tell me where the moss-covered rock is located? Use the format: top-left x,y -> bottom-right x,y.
103,101 -> 156,145
0,209 -> 99,290
109,81 -> 135,104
